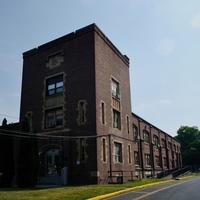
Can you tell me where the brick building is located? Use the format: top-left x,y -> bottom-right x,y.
20,24 -> 182,185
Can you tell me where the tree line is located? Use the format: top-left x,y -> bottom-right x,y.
0,118 -> 39,188
175,126 -> 200,167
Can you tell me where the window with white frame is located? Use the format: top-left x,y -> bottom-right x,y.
112,79 -> 120,99
113,109 -> 121,129
145,154 -> 151,166
114,142 -> 122,163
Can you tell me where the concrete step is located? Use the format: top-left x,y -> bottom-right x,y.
38,176 -> 62,185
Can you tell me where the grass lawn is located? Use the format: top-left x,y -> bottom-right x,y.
0,178 -> 190,200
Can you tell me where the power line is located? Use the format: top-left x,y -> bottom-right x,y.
0,128 -> 106,140
0,114 -> 19,120
0,128 -> 135,142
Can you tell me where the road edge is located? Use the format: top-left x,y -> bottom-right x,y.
87,180 -> 174,200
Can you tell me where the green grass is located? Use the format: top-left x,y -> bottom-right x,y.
0,178 -> 188,200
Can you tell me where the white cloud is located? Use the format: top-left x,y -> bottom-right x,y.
192,13 -> 200,28
157,38 -> 176,56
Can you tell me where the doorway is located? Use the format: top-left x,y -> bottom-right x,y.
46,149 -> 59,176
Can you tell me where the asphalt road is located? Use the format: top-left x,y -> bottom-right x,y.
106,176 -> 200,200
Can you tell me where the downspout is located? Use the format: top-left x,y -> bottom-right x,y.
165,134 -> 170,169
138,119 -> 144,178
108,134 -> 112,179
149,126 -> 155,176
158,131 -> 163,170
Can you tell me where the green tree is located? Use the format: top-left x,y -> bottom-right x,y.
175,126 -> 200,166
16,117 -> 39,188
2,118 -> 7,127
0,118 -> 15,187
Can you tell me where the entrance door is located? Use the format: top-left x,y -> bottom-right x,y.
46,149 -> 59,176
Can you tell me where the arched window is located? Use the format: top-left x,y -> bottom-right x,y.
161,138 -> 166,148
133,125 -> 138,140
153,135 -> 159,147
143,131 -> 150,143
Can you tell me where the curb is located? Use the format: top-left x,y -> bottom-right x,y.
87,180 -> 174,200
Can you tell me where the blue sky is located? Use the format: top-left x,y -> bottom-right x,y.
1,0 -> 200,136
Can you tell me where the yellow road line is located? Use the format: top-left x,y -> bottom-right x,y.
134,179 -> 195,200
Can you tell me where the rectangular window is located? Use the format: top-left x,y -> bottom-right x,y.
168,142 -> 172,151
45,108 -> 63,128
145,154 -> 151,166
80,138 -> 86,162
112,79 -> 120,99
133,126 -> 138,140
144,131 -> 150,143
102,138 -> 106,162
126,116 -> 130,134
26,112 -> 33,131
134,152 -> 140,166
113,109 -> 121,129
46,75 -> 63,96
153,135 -> 159,147
101,102 -> 105,125
173,144 -> 176,152
163,157 -> 167,167
114,142 -> 122,163
77,100 -> 87,125
128,145 -> 131,164
155,156 -> 160,167
80,101 -> 85,124
161,139 -> 166,148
